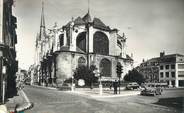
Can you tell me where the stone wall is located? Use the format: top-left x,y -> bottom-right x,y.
55,51 -> 132,84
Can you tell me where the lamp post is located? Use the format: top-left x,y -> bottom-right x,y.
2,65 -> 6,104
71,75 -> 74,92
94,68 -> 102,95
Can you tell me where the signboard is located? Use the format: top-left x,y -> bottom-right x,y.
78,79 -> 85,86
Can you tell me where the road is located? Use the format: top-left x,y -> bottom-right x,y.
24,85 -> 182,113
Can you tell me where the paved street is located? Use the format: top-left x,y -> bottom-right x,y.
23,85 -> 182,113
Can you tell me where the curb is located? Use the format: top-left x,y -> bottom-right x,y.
8,90 -> 33,112
31,85 -> 57,90
68,91 -> 140,98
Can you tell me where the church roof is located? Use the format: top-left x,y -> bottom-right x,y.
93,18 -> 111,31
63,13 -> 113,31
82,12 -> 92,23
74,17 -> 85,25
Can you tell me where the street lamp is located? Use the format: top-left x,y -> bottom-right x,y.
2,65 -> 6,104
71,75 -> 74,92
94,68 -> 103,95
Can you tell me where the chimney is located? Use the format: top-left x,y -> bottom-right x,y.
160,51 -> 165,57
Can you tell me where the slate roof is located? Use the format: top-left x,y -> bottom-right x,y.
93,18 -> 111,31
145,54 -> 184,64
74,17 -> 85,25
159,54 -> 184,63
82,12 -> 92,23
64,12 -> 111,31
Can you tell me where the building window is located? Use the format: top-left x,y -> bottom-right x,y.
178,64 -> 184,69
100,58 -> 111,77
171,64 -> 175,69
160,72 -> 164,78
171,72 -> 175,78
179,80 -> 184,86
160,65 -> 163,70
78,57 -> 86,67
76,32 -> 86,52
93,31 -> 109,55
178,71 -> 184,77
165,65 -> 169,70
171,80 -> 175,86
59,34 -> 64,47
166,72 -> 169,78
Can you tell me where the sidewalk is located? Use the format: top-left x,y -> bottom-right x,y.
5,90 -> 32,112
70,88 -> 141,98
30,85 -> 140,98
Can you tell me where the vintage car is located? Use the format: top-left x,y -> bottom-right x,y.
126,82 -> 140,90
57,83 -> 72,91
140,87 -> 162,96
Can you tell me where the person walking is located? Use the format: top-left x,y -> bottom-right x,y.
113,80 -> 118,94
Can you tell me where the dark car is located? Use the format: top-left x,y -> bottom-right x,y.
126,82 -> 140,90
140,87 -> 162,96
57,83 -> 72,91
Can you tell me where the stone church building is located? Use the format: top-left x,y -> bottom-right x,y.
34,2 -> 133,86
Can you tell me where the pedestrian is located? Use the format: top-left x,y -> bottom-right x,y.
109,82 -> 112,90
113,80 -> 118,94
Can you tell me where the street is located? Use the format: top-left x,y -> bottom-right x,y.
23,85 -> 183,113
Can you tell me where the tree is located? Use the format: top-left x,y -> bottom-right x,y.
124,68 -> 145,85
73,65 -> 98,87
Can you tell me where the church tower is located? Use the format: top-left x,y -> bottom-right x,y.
35,0 -> 47,65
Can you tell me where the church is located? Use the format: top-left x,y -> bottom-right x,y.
33,2 -> 134,86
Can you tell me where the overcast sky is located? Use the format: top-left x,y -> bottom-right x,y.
13,0 -> 184,70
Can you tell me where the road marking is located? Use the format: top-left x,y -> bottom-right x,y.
21,90 -> 30,103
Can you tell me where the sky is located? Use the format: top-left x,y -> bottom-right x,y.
13,0 -> 184,70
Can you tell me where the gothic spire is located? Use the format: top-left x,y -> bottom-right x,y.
82,0 -> 91,23
39,0 -> 46,40
88,0 -> 90,14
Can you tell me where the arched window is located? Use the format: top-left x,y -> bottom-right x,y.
76,32 -> 86,52
93,31 -> 109,55
59,34 -> 64,47
100,58 -> 111,77
78,57 -> 86,67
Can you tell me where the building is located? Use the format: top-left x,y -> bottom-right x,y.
16,69 -> 27,85
34,2 -> 133,86
0,0 -> 18,103
159,52 -> 184,87
138,58 -> 159,83
138,52 -> 184,87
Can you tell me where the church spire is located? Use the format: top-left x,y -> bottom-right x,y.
82,0 -> 91,23
88,0 -> 90,14
39,0 -> 46,40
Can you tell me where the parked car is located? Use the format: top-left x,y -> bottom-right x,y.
140,87 -> 162,96
126,82 -> 140,90
57,83 -> 71,91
